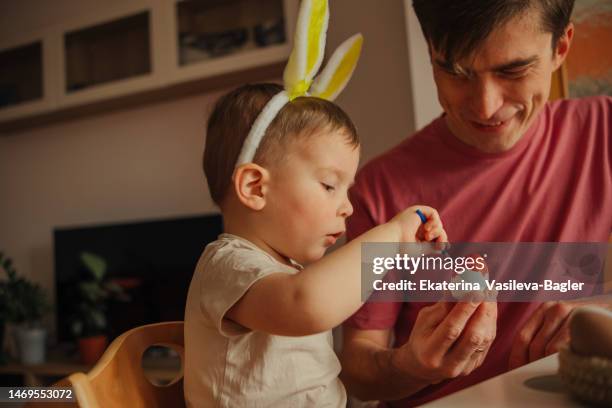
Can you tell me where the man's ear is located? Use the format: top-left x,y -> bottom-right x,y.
553,22 -> 574,70
232,163 -> 270,211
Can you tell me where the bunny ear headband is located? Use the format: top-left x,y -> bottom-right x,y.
234,0 -> 363,168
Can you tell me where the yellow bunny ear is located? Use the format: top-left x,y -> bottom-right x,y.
310,33 -> 363,101
283,0 -> 329,100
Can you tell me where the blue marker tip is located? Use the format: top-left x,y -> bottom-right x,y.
415,209 -> 427,224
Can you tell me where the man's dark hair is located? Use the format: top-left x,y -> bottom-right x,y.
412,0 -> 575,63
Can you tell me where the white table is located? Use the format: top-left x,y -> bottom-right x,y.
421,353 -> 590,407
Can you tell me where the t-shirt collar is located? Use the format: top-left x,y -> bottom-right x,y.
218,233 -> 304,270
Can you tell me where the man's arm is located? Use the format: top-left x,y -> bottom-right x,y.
340,300 -> 498,401
340,327 -> 430,401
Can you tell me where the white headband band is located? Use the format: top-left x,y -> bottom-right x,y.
235,91 -> 290,166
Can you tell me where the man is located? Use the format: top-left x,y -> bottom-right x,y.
340,0 -> 612,406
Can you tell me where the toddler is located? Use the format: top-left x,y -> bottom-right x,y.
184,83 -> 447,407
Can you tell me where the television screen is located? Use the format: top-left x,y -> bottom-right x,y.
53,213 -> 223,343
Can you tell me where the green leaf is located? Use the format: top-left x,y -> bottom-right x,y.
90,310 -> 106,330
80,252 -> 107,281
79,281 -> 103,301
0,251 -> 49,325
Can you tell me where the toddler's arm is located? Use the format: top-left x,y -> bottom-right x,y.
226,206 -> 447,336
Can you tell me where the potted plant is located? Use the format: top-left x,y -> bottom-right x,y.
0,251 -> 50,365
70,251 -> 127,365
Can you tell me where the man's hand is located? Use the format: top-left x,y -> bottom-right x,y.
508,301 -> 576,369
508,300 -> 612,369
392,299 -> 497,383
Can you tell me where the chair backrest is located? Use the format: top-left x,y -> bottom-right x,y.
68,321 -> 185,408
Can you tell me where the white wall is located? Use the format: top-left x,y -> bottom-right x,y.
0,0 -> 421,339
327,0 -> 416,162
403,0 -> 442,129
0,92 -> 223,338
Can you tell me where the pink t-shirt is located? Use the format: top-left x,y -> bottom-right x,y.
345,96 -> 612,407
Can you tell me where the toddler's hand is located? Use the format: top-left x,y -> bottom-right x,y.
391,205 -> 448,243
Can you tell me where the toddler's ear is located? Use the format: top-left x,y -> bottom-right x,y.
232,164 -> 270,211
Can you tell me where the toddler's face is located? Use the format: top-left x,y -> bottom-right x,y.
263,129 -> 359,265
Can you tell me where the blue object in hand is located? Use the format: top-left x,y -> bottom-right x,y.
415,209 -> 427,224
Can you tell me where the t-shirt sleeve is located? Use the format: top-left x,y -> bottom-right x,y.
198,243 -> 292,337
344,302 -> 403,330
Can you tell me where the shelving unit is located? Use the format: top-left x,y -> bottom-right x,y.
64,12 -> 152,93
0,0 -> 298,132
176,0 -> 286,66
0,42 -> 43,109
0,27 -> 59,127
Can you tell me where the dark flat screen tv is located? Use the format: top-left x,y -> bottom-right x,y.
54,213 -> 223,343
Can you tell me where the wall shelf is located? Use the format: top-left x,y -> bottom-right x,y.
0,0 -> 297,134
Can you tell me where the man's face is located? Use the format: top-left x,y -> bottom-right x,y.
431,9 -> 572,153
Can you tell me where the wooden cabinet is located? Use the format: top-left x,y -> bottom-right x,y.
0,29 -> 59,127
0,0 -> 297,131
0,42 -> 44,108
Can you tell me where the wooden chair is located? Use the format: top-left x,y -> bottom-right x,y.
60,321 -> 185,408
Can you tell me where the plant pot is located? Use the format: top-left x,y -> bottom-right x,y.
78,335 -> 108,365
14,326 -> 46,365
